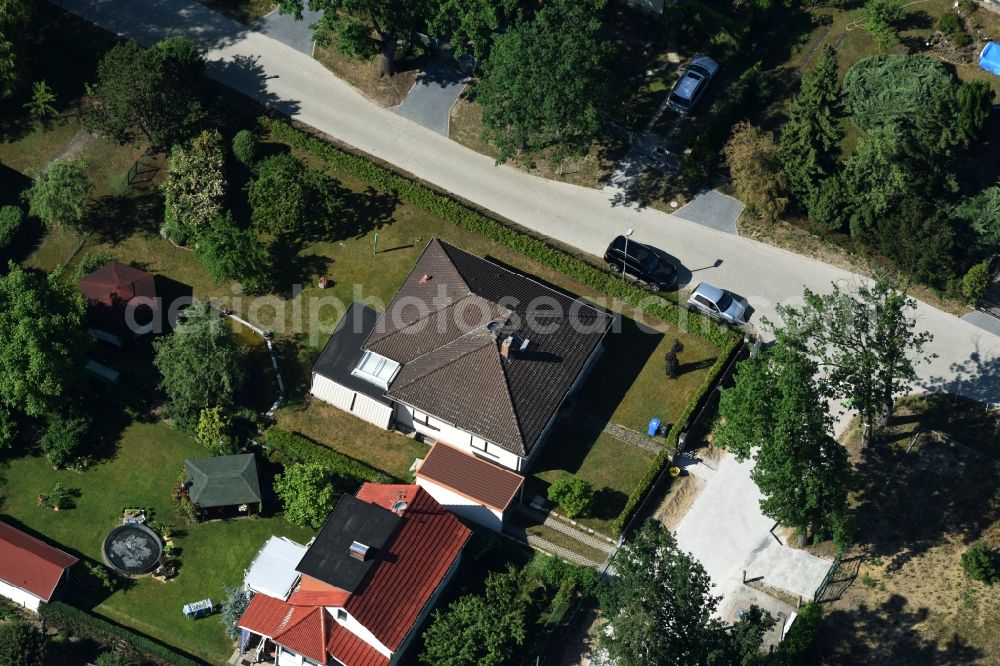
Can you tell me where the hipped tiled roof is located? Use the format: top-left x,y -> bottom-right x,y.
364,239 -> 614,457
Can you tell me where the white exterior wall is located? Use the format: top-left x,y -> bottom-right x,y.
311,374 -> 393,429
415,477 -> 505,532
0,579 -> 41,612
396,404 -> 524,471
327,607 -> 393,660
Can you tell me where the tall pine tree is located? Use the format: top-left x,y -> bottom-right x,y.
779,45 -> 843,216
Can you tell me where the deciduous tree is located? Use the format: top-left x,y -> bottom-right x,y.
196,212 -> 272,295
0,204 -> 22,248
86,36 -> 206,147
599,521 -> 773,666
162,129 -> 226,243
41,410 -> 93,469
152,304 -> 246,427
276,0 -> 434,77
428,0 -> 517,61
0,263 -> 86,446
0,0 -> 34,99
420,566 -> 528,666
274,462 -> 338,528
723,121 -> 789,223
477,0 -> 617,163
775,275 -> 934,441
247,153 -> 342,238
23,158 -> 91,230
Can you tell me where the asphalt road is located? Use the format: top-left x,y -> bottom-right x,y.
61,0 -> 1000,408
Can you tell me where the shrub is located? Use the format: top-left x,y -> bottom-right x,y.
274,462 -> 339,529
219,585 -> 252,640
195,406 -> 238,455
0,619 -> 47,666
95,652 -> 129,666
39,601 -> 200,666
247,153 -> 342,236
962,260 -> 991,304
0,205 -> 23,249
264,427 -> 393,485
937,11 -> 961,34
74,250 -> 117,281
547,475 -> 595,518
958,0 -> 978,12
195,211 -> 272,295
231,129 -> 257,167
41,412 -> 92,469
772,601 -> 822,664
85,561 -> 116,593
962,542 -> 1000,583
953,30 -> 973,47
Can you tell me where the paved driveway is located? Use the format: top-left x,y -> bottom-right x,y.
391,57 -> 468,136
672,452 -> 832,611
672,190 -> 743,235
254,6 -> 321,55
964,310 -> 1000,338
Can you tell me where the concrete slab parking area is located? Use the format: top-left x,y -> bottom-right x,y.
672,190 -> 743,235
392,57 -> 469,136
671,452 -> 833,615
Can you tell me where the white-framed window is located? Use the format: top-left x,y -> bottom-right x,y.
351,350 -> 401,389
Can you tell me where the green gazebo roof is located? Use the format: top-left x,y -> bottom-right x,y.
185,454 -> 261,509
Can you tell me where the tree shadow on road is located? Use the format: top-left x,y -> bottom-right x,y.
208,54 -> 302,118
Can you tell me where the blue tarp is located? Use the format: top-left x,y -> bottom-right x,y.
981,42 -> 1000,76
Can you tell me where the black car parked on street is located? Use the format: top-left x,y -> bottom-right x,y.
603,235 -> 678,292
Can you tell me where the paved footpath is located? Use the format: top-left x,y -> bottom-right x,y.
64,0 -> 1000,406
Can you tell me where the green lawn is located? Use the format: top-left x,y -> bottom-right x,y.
0,422 -> 312,664
529,427 -> 655,535
276,401 -> 429,480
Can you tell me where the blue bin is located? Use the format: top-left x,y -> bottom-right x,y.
647,417 -> 662,437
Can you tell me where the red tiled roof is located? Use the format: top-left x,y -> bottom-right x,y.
78,261 -> 156,307
0,522 -> 77,602
238,592 -> 390,666
238,594 -> 329,664
347,484 -> 472,651
327,622 -> 390,666
286,574 -> 350,607
416,442 -> 524,511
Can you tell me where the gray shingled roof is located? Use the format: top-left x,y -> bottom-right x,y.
185,454 -> 261,508
363,239 -> 614,457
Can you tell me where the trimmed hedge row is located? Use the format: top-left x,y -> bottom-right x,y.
40,601 -> 203,666
263,427 -> 394,485
260,116 -> 736,349
610,333 -> 743,535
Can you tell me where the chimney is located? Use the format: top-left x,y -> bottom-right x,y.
500,335 -> 514,360
349,541 -> 369,561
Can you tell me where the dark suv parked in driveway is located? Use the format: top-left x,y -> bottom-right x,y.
603,235 -> 678,292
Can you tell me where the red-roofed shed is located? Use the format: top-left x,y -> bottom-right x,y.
0,522 -> 78,612
78,261 -> 157,334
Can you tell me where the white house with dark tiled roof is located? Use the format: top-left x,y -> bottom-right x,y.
310,239 -> 614,473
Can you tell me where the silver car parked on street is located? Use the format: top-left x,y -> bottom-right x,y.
687,282 -> 748,325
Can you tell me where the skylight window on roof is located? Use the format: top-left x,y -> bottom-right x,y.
351,350 -> 400,389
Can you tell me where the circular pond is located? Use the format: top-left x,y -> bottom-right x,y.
102,524 -> 162,576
